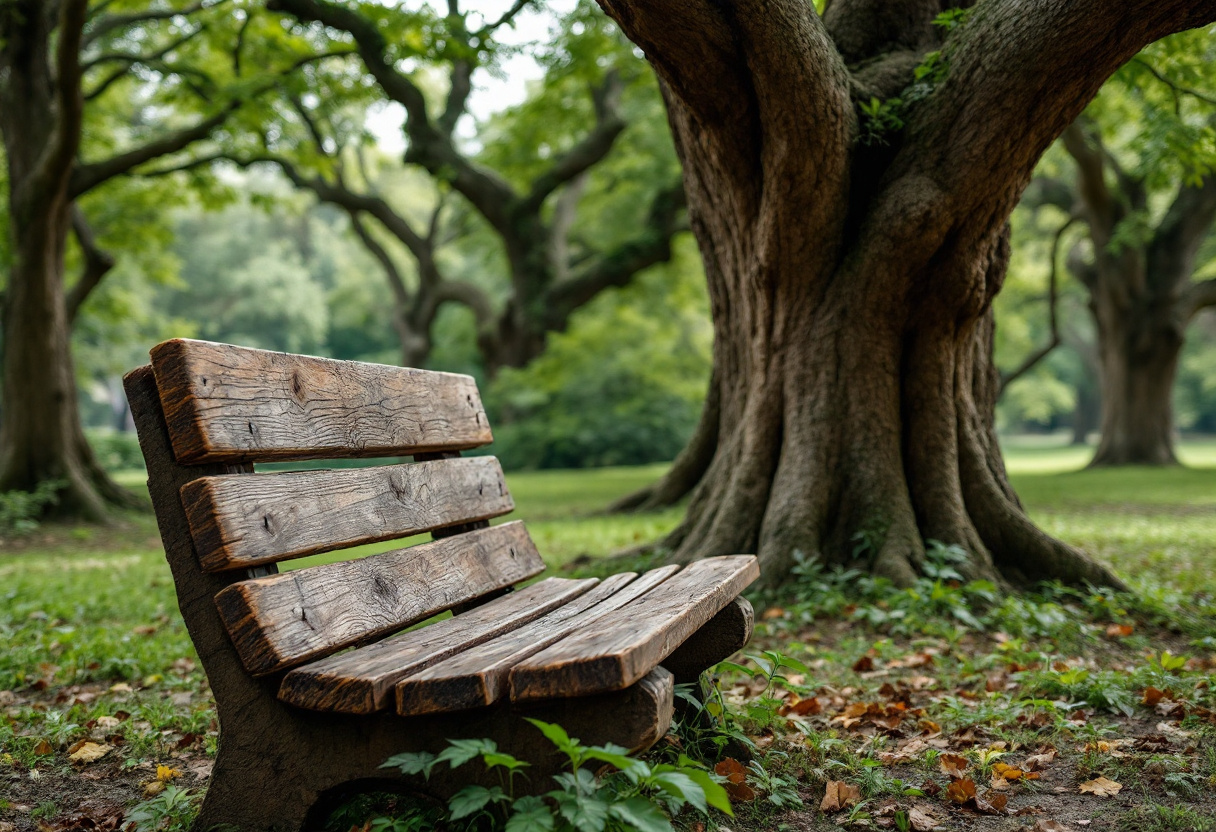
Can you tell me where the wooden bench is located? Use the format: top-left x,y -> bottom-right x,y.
124,339 -> 758,832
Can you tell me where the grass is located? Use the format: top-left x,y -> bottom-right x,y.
3,437 -> 1216,830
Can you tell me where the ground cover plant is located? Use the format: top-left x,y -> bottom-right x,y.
2,440 -> 1216,830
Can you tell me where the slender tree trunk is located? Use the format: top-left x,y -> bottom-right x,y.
1089,294 -> 1183,465
1071,379 -> 1099,446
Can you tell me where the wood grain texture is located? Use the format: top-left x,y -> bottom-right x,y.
150,338 -> 492,464
509,555 -> 759,701
214,521 -> 544,675
279,577 -> 598,714
182,456 -> 514,571
395,565 -> 681,716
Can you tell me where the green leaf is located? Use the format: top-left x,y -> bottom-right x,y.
437,737 -> 497,770
448,785 -> 506,821
553,791 -> 610,832
381,751 -> 437,779
652,771 -> 708,814
484,751 -> 530,772
680,768 -> 733,816
506,796 -> 556,832
607,797 -> 674,832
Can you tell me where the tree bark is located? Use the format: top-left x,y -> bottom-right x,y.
594,0 -> 1216,588
1088,296 -> 1184,465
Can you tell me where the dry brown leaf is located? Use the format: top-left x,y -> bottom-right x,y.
820,780 -> 862,813
992,762 -> 1024,781
939,753 -> 969,778
1078,776 -> 1122,797
908,806 -> 940,831
852,656 -> 875,673
67,742 -> 111,764
974,790 -> 1009,815
1105,624 -> 1133,638
714,758 -> 756,802
33,739 -> 53,756
1021,749 -> 1058,771
1034,821 -> 1074,832
946,777 -> 977,804
143,780 -> 166,797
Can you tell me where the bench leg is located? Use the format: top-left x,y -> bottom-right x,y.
191,668 -> 674,832
661,597 -> 754,725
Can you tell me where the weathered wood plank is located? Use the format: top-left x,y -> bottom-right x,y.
182,456 -> 514,571
662,597 -> 754,685
150,338 -> 492,464
214,521 -> 544,675
278,577 -> 598,714
395,565 -> 681,716
508,555 -> 759,702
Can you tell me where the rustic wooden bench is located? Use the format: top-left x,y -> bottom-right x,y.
123,338 -> 758,832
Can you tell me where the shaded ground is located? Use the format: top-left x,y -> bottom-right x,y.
3,441 -> 1216,831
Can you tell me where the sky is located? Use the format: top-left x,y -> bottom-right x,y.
366,0 -> 578,153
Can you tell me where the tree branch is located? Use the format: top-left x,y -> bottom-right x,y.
888,0 -> 1216,257
66,205 -> 117,323
1061,121 -> 1118,237
1132,56 -> 1216,108
523,71 -> 626,210
543,180 -> 687,329
268,0 -> 519,231
1149,176 -> 1216,298
70,104 -> 237,197
477,0 -> 531,36
1183,277 -> 1216,321
999,217 -> 1074,395
31,0 -> 90,199
84,0 -> 210,47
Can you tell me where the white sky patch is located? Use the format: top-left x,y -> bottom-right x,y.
366,0 -> 577,153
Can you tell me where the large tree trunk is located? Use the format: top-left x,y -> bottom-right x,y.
591,0 -> 1214,589
0,0 -> 139,520
1088,293 -> 1183,466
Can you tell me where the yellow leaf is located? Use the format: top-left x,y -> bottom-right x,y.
157,764 -> 183,781
143,780 -> 166,797
1078,776 -> 1122,797
67,742 -> 111,764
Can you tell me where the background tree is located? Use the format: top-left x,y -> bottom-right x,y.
1024,29 -> 1216,466
0,0 -> 331,518
591,0 -> 1216,589
256,0 -> 688,376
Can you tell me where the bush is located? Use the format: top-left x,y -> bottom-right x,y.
0,480 -> 63,535
86,429 -> 145,472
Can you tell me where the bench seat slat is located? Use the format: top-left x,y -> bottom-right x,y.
395,565 -> 680,716
279,577 -> 599,714
215,521 -> 544,675
183,457 -> 513,571
508,555 -> 759,702
151,339 -> 492,464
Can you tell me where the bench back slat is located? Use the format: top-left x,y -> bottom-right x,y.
215,521 -> 544,675
151,339 -> 492,464
183,457 -> 514,572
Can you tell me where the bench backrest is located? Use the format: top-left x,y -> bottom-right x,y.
137,339 -> 544,677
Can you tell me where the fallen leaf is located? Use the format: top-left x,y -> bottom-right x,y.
820,780 -> 862,813
143,780 -> 166,797
939,753 -> 969,778
107,683 -> 132,694
908,806 -> 940,831
1034,821 -> 1073,832
68,742 -> 111,764
761,606 -> 786,620
852,656 -> 875,673
992,762 -> 1024,781
1078,776 -> 1122,797
974,790 -> 1009,815
33,739 -> 53,756
1105,624 -> 1133,638
1022,749 -> 1058,771
714,758 -> 756,802
94,716 -> 120,730
156,764 -> 182,781
946,777 -> 977,804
